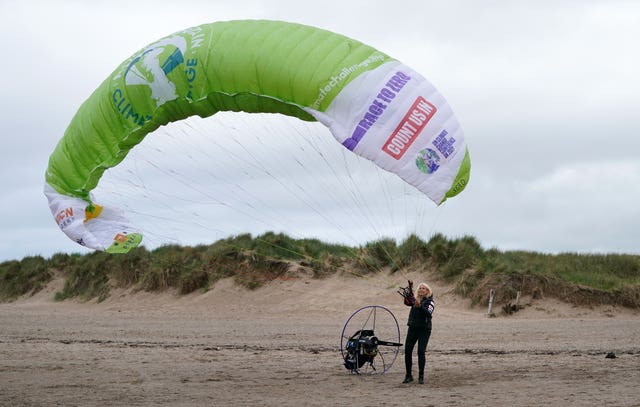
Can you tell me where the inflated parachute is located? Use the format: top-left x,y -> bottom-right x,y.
45,20 -> 470,253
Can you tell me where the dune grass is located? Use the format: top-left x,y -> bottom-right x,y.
1,232 -> 639,308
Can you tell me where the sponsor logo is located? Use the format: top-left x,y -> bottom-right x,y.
415,148 -> 441,174
432,129 -> 456,158
382,96 -> 436,159
311,53 -> 386,110
107,232 -> 143,253
111,26 -> 206,127
414,130 -> 458,175
55,207 -> 75,229
343,71 -> 411,150
113,233 -> 130,243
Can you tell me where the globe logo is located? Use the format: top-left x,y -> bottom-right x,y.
415,148 -> 440,174
123,35 -> 188,108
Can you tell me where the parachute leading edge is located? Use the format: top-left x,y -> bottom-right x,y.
45,20 -> 470,253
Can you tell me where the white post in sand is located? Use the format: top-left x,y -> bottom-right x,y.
487,288 -> 495,317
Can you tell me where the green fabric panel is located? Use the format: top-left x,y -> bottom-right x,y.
46,20 -> 392,200
444,148 -> 471,202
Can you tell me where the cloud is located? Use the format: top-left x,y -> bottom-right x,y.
1,1 -> 639,261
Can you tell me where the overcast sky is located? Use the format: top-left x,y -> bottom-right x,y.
1,0 -> 639,261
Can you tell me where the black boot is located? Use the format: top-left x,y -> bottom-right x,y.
418,374 -> 424,384
402,375 -> 414,384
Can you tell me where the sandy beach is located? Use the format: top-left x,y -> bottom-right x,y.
2,272 -> 639,406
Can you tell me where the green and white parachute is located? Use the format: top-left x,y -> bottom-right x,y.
45,20 -> 470,253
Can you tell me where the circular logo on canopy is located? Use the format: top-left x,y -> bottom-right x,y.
124,35 -> 188,107
415,148 -> 440,174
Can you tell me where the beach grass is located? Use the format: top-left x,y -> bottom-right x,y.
2,233 -> 639,307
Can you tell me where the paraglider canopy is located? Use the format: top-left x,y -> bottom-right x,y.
44,20 -> 470,253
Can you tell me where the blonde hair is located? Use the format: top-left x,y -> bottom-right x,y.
417,283 -> 432,297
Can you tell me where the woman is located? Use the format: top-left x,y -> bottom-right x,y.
402,280 -> 434,384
